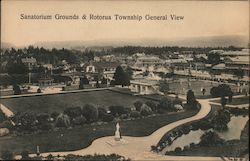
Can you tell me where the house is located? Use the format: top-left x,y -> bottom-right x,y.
101,55 -> 116,62
134,55 -> 164,69
191,62 -> 206,71
130,79 -> 159,95
225,56 -> 249,73
94,56 -> 101,62
210,49 -> 250,81
37,76 -> 54,86
166,58 -> 189,70
83,61 -> 121,80
21,57 -> 37,67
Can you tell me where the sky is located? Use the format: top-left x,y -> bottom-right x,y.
1,0 -> 249,47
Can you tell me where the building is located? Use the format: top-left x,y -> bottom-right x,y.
83,61 -> 121,80
37,77 -> 54,86
166,58 -> 189,70
130,79 -> 159,95
225,56 -> 249,75
21,57 -> 37,66
134,56 -> 164,68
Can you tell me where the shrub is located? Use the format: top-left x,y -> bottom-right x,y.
98,107 -> 107,120
211,109 -> 231,131
13,84 -> 21,95
200,131 -> 225,147
109,106 -> 125,116
14,112 -> 37,132
174,147 -> 182,153
145,101 -> 157,111
82,104 -> 99,123
55,113 -> 71,127
140,104 -> 153,116
120,114 -> 129,120
21,150 -> 30,160
102,114 -> 114,122
63,153 -> 131,161
101,77 -> 107,84
158,98 -> 174,111
133,101 -> 143,111
36,113 -> 52,130
210,84 -> 233,97
151,145 -> 157,152
182,125 -> 191,135
46,154 -> 54,160
110,80 -> 115,86
186,90 -> 197,108
130,111 -> 141,118
37,88 -> 41,93
72,116 -> 87,125
199,119 -> 213,130
173,96 -> 183,106
1,150 -> 13,160
51,112 -> 59,120
189,142 -> 195,148
157,108 -> 165,114
64,107 -> 82,119
183,145 -> 189,151
36,113 -> 50,124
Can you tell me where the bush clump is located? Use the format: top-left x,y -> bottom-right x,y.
102,114 -> 114,122
130,111 -> 141,118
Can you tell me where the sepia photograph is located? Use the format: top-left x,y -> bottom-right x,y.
0,0 -> 249,160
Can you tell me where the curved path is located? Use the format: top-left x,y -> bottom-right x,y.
17,99 -> 222,160
0,103 -> 14,118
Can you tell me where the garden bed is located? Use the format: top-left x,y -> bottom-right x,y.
157,104 -> 249,157
0,109 -> 198,155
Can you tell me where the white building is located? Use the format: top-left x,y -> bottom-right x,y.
130,79 -> 159,95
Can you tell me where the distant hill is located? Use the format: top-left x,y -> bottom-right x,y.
1,42 -> 15,49
3,35 -> 249,50
164,35 -> 249,48
33,35 -> 249,49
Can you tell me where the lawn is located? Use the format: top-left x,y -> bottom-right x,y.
168,79 -> 243,99
0,109 -> 198,155
0,89 -> 155,114
212,96 -> 249,106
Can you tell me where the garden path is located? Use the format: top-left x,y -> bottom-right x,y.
17,98 -> 225,160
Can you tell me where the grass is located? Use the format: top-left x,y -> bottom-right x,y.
210,96 -> 249,107
212,96 -> 249,106
168,79 -> 245,99
0,89 -> 155,114
0,109 -> 198,155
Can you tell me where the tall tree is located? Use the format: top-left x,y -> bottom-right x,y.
187,90 -> 197,107
6,61 -> 28,75
13,84 -> 21,95
207,53 -> 221,65
220,96 -> 227,109
79,76 -> 89,89
113,66 -> 130,87
159,81 -> 169,95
